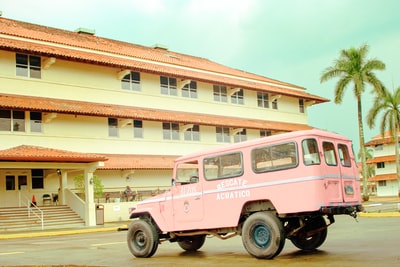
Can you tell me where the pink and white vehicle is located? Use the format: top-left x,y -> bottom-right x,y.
126,129 -> 363,259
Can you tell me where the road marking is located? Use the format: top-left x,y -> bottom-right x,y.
0,251 -> 24,256
91,241 -> 125,247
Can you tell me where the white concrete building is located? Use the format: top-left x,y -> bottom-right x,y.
365,132 -> 400,196
0,16 -> 327,224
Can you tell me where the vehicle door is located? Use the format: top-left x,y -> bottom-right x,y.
320,140 -> 344,203
172,161 -> 204,227
336,142 -> 359,202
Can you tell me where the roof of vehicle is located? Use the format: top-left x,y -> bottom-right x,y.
175,129 -> 351,162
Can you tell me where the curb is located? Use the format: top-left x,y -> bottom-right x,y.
0,225 -> 123,240
359,212 -> 400,218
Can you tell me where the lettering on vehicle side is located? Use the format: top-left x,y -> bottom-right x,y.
216,178 -> 250,200
180,185 -> 197,195
216,190 -> 250,200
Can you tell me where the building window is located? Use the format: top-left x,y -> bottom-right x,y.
213,85 -> 227,102
257,92 -> 269,108
231,89 -> 244,105
16,53 -> 41,79
122,71 -> 141,91
182,81 -> 197,98
234,129 -> 247,143
216,127 -> 230,143
160,76 -> 177,96
163,122 -> 179,140
260,130 -> 271,137
299,99 -> 305,113
30,112 -> 42,133
0,109 -> 25,132
108,118 -> 118,137
133,120 -> 143,138
31,169 -> 44,189
272,99 -> 278,110
378,180 -> 387,187
375,144 -> 383,151
377,162 -> 385,169
184,125 -> 200,141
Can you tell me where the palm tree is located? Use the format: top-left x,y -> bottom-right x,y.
320,44 -> 385,200
367,86 -> 400,197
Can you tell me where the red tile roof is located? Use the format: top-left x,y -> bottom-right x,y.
99,154 -> 176,170
365,131 -> 400,146
368,174 -> 398,182
0,17 -> 328,103
367,155 -> 396,164
0,145 -> 174,169
0,93 -> 312,131
0,145 -> 107,163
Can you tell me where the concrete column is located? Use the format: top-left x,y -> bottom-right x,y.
84,168 -> 96,226
59,170 -> 68,205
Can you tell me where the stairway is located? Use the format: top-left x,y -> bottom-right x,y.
0,205 -> 85,232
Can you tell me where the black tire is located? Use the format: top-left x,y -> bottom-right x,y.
241,212 -> 285,259
127,219 -> 159,258
178,235 -> 206,251
290,216 -> 327,251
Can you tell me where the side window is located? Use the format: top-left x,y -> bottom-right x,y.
338,144 -> 351,167
252,142 -> 297,172
302,139 -> 320,165
323,142 -> 337,166
204,152 -> 243,180
176,161 -> 199,184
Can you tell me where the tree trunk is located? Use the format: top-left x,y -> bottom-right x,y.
357,98 -> 369,201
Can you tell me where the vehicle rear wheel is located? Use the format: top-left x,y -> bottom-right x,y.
241,211 -> 285,259
127,219 -> 159,258
290,216 -> 327,251
178,235 -> 206,251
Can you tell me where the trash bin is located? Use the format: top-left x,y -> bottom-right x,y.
96,204 -> 104,225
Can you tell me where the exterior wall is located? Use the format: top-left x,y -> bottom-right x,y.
376,180 -> 398,196
0,42 -> 311,219
371,143 -> 399,196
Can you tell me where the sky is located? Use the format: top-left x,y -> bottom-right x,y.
1,0 -> 400,154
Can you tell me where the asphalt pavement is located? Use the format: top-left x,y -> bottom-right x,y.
0,196 -> 398,240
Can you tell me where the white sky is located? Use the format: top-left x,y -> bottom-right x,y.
1,0 -> 400,154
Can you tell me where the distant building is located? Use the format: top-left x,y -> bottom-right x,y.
365,132 -> 400,196
0,17 -> 327,224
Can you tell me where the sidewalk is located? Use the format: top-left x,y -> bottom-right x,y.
360,195 -> 400,218
0,221 -> 129,240
1,197 -> 399,240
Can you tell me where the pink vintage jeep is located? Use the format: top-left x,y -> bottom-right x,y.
126,129 -> 363,259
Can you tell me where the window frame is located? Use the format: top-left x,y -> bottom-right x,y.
162,122 -> 180,140
121,71 -> 141,91
257,92 -> 269,108
184,124 -> 200,141
16,53 -> 41,79
182,81 -> 198,98
231,89 -> 244,105
252,141 -> 298,173
160,76 -> 178,96
216,126 -> 230,143
203,152 -> 243,181
213,85 -> 228,103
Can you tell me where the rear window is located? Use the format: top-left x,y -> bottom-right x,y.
252,142 -> 297,172
338,144 -> 351,167
302,138 -> 321,165
323,142 -> 337,166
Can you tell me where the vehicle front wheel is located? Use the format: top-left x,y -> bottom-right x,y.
178,235 -> 206,251
241,211 -> 285,259
127,219 -> 159,258
290,216 -> 327,251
